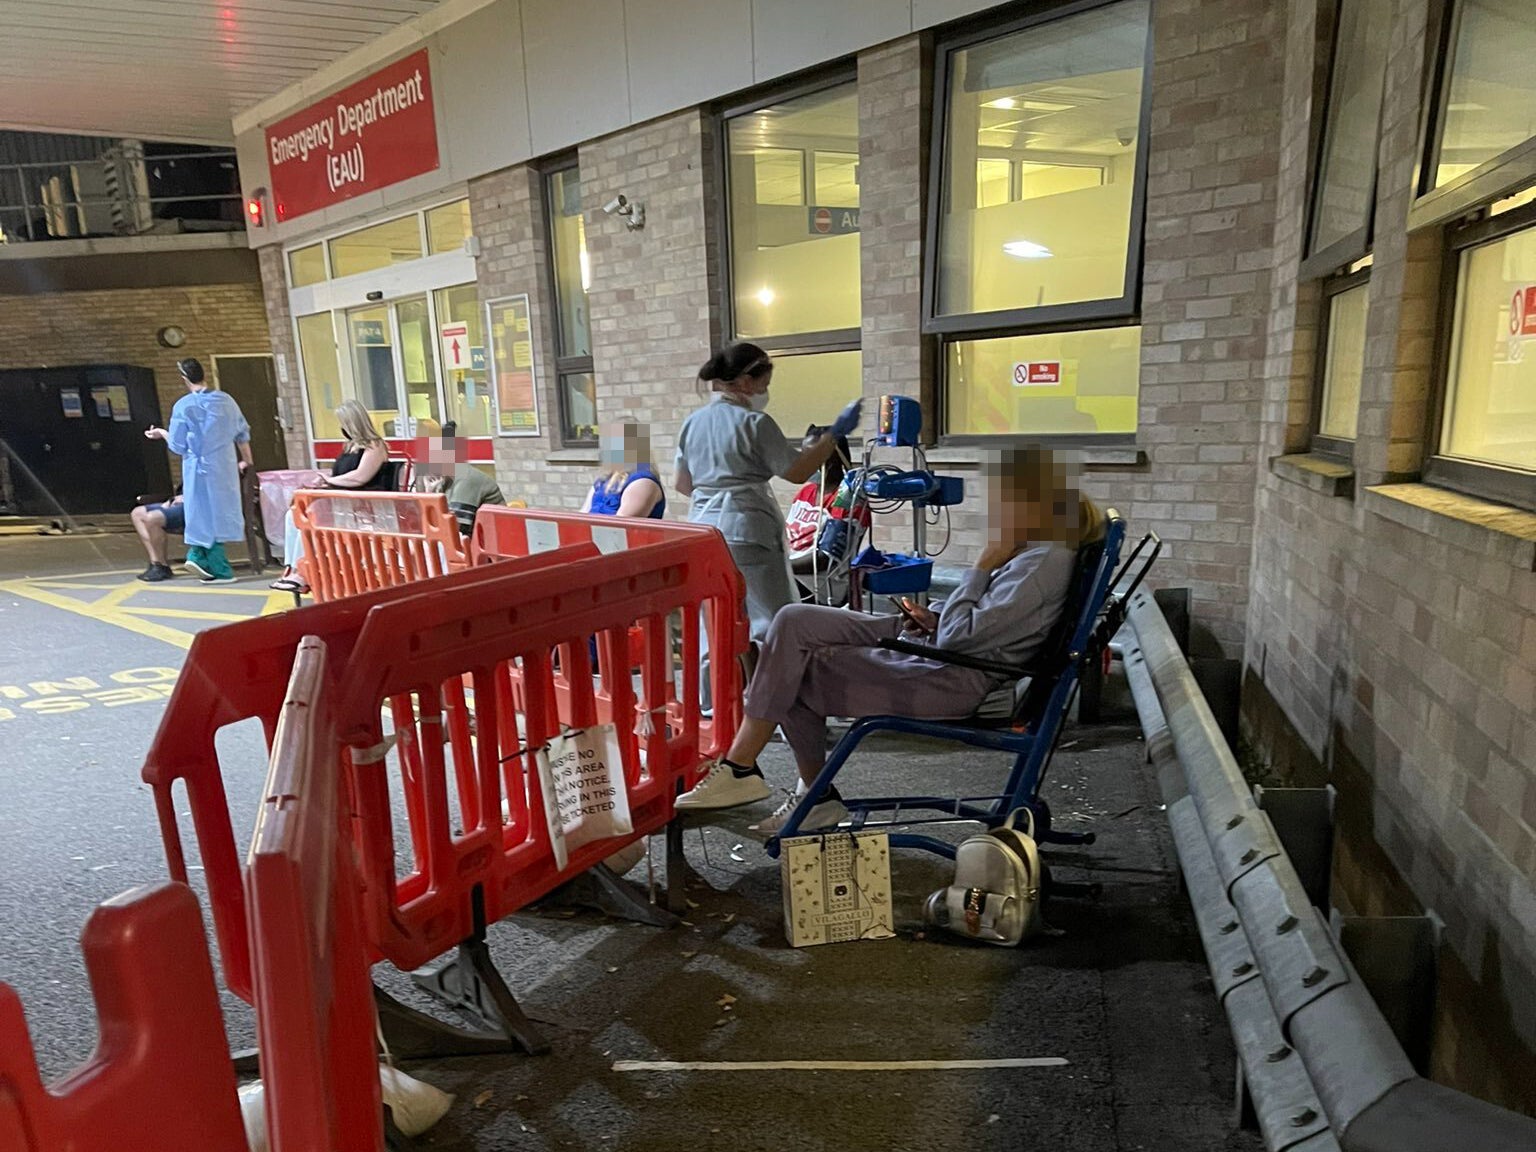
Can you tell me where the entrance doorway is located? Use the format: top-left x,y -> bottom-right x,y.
214,355 -> 285,472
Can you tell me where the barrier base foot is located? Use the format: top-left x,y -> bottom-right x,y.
375,982 -> 533,1060
407,939 -> 551,1057
665,817 -> 697,916
545,863 -> 679,929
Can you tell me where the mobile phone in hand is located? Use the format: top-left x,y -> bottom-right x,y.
896,597 -> 933,634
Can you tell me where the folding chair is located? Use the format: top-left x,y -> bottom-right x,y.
765,509 -> 1160,860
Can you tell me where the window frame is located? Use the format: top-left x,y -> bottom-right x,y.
1423,196 -> 1536,511
1309,263 -> 1372,460
1409,0 -> 1536,231
540,155 -> 597,447
921,0 -> 1154,343
716,66 -> 863,361
1300,0 -> 1389,281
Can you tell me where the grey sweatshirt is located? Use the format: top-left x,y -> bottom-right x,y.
931,541 -> 1078,670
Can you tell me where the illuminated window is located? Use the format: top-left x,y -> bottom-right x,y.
946,327 -> 1142,437
433,284 -> 491,437
1433,1 -> 1536,189
544,163 -> 595,445
327,214 -> 423,278
931,1 -> 1150,437
1438,216 -> 1536,485
288,244 -> 326,287
1317,277 -> 1369,444
426,199 -> 471,255
765,350 -> 864,442
297,312 -> 345,441
1308,0 -> 1390,264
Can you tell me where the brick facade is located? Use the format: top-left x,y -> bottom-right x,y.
0,277 -> 273,483
1245,0 -> 1536,1109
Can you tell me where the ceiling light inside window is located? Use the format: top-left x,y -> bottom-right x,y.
985,97 -> 1018,110
756,286 -> 776,306
1002,240 -> 1052,259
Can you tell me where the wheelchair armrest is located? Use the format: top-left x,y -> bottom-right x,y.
876,636 -> 1042,680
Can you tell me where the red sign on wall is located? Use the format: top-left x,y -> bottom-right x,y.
1509,285 -> 1536,338
1012,361 -> 1062,386
265,49 -> 439,222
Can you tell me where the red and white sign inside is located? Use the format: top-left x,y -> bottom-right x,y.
265,50 -> 439,222
1509,285 -> 1536,338
440,321 -> 469,372
1012,361 -> 1062,386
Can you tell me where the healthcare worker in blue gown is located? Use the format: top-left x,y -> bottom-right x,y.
144,357 -> 252,584
672,341 -> 861,732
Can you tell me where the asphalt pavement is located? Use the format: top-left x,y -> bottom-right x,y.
0,529 -> 1259,1152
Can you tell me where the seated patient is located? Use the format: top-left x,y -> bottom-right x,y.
675,447 -> 1102,834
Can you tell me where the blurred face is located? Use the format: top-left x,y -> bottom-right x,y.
413,435 -> 464,479
985,450 -> 1079,544
599,422 -> 647,468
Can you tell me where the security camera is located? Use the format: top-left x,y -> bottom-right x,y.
1116,127 -> 1136,148
602,195 -> 628,215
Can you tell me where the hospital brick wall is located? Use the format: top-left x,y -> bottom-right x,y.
1244,0 -> 1536,1110
0,280 -> 274,482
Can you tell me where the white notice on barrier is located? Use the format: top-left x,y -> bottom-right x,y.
591,525 -> 629,555
526,519 -> 560,554
536,724 -> 633,870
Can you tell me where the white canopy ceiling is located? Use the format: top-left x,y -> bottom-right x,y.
0,1 -> 444,145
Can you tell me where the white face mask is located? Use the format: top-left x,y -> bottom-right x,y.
747,390 -> 770,413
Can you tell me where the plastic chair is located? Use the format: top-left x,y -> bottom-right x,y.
765,510 -> 1160,860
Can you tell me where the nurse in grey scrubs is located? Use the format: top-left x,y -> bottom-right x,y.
674,342 -> 862,649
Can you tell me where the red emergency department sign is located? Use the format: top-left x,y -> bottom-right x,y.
1510,285 -> 1536,338
264,50 -> 439,222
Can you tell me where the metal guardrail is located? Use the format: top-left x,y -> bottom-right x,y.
1120,587 -> 1536,1152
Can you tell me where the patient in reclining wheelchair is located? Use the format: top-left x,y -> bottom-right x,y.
675,447 -> 1104,833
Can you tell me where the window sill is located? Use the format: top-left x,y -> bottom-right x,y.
925,446 -> 1146,469
546,448 -> 600,465
1364,483 -> 1536,570
1270,453 -> 1354,499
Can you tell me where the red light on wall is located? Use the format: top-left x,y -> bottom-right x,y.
246,187 -> 267,229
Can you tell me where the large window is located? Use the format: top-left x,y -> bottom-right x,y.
1430,202 -> 1536,506
545,164 -> 596,445
433,284 -> 492,436
288,199 -> 469,287
327,215 -> 424,279
724,78 -> 863,434
1416,1 -> 1536,225
929,0 -> 1151,438
1306,0 -> 1391,270
1314,270 -> 1370,451
298,312 -> 344,441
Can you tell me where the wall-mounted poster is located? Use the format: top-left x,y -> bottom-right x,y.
488,294 -> 540,437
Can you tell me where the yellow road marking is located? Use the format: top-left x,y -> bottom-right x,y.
121,606 -> 254,623
2,579 -> 196,651
132,583 -> 274,598
28,580 -> 135,591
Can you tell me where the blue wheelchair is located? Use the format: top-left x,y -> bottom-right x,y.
765,508 -> 1160,861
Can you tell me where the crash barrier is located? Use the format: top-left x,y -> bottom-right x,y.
471,504 -> 749,738
0,883 -> 248,1152
145,530 -> 745,1051
766,511 -> 1159,859
1122,591 -> 1536,1152
292,489 -> 470,602
247,636 -> 383,1152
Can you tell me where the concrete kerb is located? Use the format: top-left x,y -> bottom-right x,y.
1122,589 -> 1536,1152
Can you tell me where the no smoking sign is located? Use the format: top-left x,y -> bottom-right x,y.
1012,361 -> 1062,386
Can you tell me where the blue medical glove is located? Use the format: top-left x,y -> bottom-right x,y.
829,398 -> 863,439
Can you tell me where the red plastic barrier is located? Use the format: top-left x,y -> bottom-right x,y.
330,530 -> 747,970
246,637 -> 381,1152
143,544 -> 597,1002
293,489 -> 470,603
0,883 -> 247,1152
472,505 -> 746,744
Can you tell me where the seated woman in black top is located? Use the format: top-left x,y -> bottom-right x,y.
270,400 -> 392,592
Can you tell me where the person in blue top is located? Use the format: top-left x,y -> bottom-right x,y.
583,417 -> 665,519
143,358 -> 252,584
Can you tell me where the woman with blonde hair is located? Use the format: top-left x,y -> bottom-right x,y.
676,446 -> 1097,826
582,417 -> 665,519
269,400 -> 394,592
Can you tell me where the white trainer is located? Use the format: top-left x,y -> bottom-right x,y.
674,760 -> 772,810
751,786 -> 849,835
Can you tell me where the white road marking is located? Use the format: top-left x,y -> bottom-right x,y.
611,1057 -> 1068,1073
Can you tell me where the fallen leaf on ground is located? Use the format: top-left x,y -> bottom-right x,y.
713,1017 -> 729,1028
716,993 -> 737,1007
606,966 -> 619,973
473,1091 -> 492,1108
680,950 -> 697,959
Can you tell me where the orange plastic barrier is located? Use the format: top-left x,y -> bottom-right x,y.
247,636 -> 382,1152
143,545 -> 595,1002
0,883 -> 247,1152
471,505 -> 746,742
323,530 -> 747,970
292,489 -> 470,602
